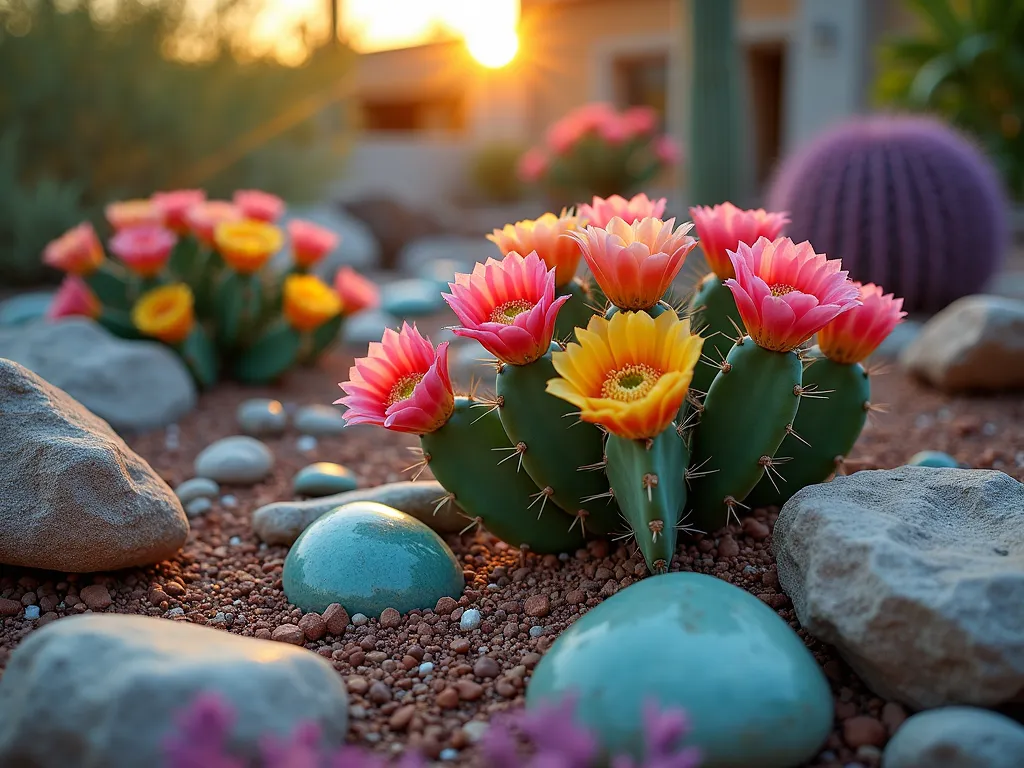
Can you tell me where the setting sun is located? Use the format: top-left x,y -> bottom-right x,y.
465,25 -> 519,68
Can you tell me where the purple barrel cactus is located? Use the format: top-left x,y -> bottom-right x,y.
768,115 -> 1009,313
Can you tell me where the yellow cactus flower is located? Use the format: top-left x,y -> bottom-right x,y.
283,274 -> 342,332
546,310 -> 703,440
214,220 -> 284,274
132,284 -> 195,345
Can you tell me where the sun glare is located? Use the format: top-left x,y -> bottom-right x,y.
465,25 -> 519,69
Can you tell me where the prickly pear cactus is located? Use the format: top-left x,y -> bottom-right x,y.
422,397 -> 586,554
746,346 -> 870,507
688,275 -> 742,396
554,277 -> 602,342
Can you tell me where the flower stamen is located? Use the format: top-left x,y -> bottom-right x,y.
387,373 -> 425,406
769,283 -> 796,297
490,299 -> 534,325
600,363 -> 662,402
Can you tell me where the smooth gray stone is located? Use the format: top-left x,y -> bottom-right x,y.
882,706 -> 1024,768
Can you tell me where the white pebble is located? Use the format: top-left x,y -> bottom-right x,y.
440,748 -> 459,760
462,721 -> 488,743
184,497 -> 212,519
221,494 -> 238,508
418,661 -> 434,676
229,536 -> 242,545
24,605 -> 40,620
296,435 -> 318,453
558,552 -> 569,561
477,646 -> 489,653
529,625 -> 544,638
486,583 -> 499,591
166,423 -> 180,437
351,612 -> 368,626
459,608 -> 481,630
166,607 -> 184,617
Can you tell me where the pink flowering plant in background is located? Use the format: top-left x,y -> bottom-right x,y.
517,103 -> 682,206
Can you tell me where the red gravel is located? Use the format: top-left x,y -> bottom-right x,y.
1,330 -> 1022,767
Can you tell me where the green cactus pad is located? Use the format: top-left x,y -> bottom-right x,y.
605,428 -> 689,574
554,278 -> 600,343
85,262 -> 132,311
421,397 -> 586,554
168,237 -> 201,281
746,347 -> 870,508
496,351 -> 619,535
178,325 -> 219,388
604,302 -> 673,319
688,274 -> 743,397
298,314 -> 344,366
232,320 -> 301,384
215,271 -> 262,349
688,338 -> 801,530
97,307 -> 143,340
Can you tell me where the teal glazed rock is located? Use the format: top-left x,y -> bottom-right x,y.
526,572 -> 833,767
908,451 -> 961,468
293,462 -> 358,497
283,501 -> 464,616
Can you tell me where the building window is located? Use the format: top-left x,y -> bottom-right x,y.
613,53 -> 669,128
360,95 -> 466,133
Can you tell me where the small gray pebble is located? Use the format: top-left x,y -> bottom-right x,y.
166,607 -> 184,617
294,404 -> 347,436
296,435 -> 318,453
229,536 -> 242,545
220,494 -> 238,508
462,721 -> 488,743
439,748 -> 458,760
194,436 -> 274,485
460,608 -> 481,631
24,605 -> 40,620
351,613 -> 368,626
418,662 -> 434,676
529,626 -> 544,638
175,477 -> 220,505
185,497 -> 212,519
236,398 -> 287,436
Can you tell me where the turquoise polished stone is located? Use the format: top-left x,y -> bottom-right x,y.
293,462 -> 358,497
283,501 -> 464,616
381,279 -> 444,318
908,451 -> 961,468
526,572 -> 833,767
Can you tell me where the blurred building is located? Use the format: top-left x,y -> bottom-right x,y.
334,0 -> 915,211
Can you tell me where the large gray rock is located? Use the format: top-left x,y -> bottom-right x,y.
0,318 -> 195,431
0,614 -> 349,767
253,480 -> 469,545
901,295 -> 1024,392
0,360 -> 188,572
774,467 -> 1024,709
882,707 -> 1024,768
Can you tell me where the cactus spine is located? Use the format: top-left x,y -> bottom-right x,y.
605,428 -> 689,574
421,397 -> 586,554
687,337 -> 802,529
688,275 -> 742,396
746,347 -> 870,507
496,349 -> 620,535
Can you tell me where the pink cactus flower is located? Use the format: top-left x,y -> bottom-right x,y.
185,201 -> 243,246
105,199 -> 163,231
653,135 -> 682,166
287,219 -> 339,269
43,222 -> 105,275
48,275 -> 100,320
597,115 -> 629,145
817,282 -> 906,364
517,148 -> 549,183
621,106 -> 659,138
152,190 -> 206,233
577,193 -> 667,229
443,251 -> 569,366
233,189 -> 285,223
725,236 -> 862,353
689,202 -> 790,279
336,323 -> 454,435
109,225 -> 178,277
572,216 -> 696,311
334,266 -> 380,315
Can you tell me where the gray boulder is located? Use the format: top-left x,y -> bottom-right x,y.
774,467 -> 1024,709
883,707 -> 1024,768
0,318 -> 195,431
0,614 -> 349,767
0,360 -> 188,572
253,480 -> 469,545
901,295 -> 1024,391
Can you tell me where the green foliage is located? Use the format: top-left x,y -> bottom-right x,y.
687,275 -> 743,398
0,0 -> 352,215
469,142 -> 525,203
875,0 -> 1024,198
0,130 -> 88,286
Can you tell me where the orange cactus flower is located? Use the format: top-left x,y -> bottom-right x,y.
336,323 -> 454,435
43,222 -> 104,276
185,201 -> 243,246
488,211 -> 583,288
334,266 -> 380,315
443,251 -> 569,366
577,193 -> 667,229
48,275 -> 100,320
689,202 -> 790,279
214,220 -> 284,274
572,216 -> 697,311
152,190 -> 206,233
234,190 -> 285,223
283,274 -> 342,332
817,282 -> 906,364
106,199 -> 163,231
287,219 -> 339,269
546,310 -> 703,440
132,284 -> 194,345
725,237 -> 862,353
109,225 -> 177,277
